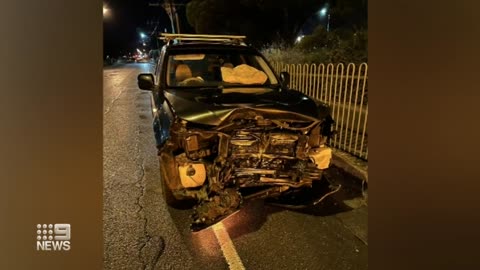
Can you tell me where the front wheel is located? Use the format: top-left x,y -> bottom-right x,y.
160,172 -> 180,207
158,160 -> 181,207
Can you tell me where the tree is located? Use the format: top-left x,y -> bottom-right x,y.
329,0 -> 367,30
186,0 -> 328,47
295,25 -> 367,64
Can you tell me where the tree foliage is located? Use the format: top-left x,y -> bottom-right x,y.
330,0 -> 368,30
263,25 -> 367,64
186,0 -> 327,47
298,25 -> 367,63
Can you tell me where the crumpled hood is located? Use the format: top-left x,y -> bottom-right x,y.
164,88 -> 319,125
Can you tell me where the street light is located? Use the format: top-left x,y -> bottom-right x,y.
296,35 -> 305,43
103,5 -> 109,17
318,6 -> 330,32
319,8 -> 327,16
140,32 -> 147,39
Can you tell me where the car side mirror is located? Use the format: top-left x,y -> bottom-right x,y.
279,71 -> 290,88
137,73 -> 155,91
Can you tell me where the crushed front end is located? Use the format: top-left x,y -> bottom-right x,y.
158,108 -> 339,231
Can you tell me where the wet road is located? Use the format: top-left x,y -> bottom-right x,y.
103,63 -> 368,270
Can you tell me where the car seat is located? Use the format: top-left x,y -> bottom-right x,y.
175,64 -> 193,84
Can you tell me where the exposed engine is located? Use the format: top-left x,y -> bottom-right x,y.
158,109 -> 336,231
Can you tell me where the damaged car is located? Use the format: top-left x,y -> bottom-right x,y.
137,34 -> 340,231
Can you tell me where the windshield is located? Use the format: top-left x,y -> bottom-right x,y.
165,49 -> 278,88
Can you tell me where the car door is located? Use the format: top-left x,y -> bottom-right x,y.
152,47 -> 174,148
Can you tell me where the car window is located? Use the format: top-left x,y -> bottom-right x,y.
165,49 -> 278,88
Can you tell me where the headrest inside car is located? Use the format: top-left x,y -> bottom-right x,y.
175,64 -> 192,82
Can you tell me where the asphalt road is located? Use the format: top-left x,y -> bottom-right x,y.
103,63 -> 368,270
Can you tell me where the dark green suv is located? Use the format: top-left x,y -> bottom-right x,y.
138,34 -> 338,231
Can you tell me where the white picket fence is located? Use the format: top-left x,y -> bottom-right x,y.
271,62 -> 368,160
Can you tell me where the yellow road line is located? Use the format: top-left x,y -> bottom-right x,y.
212,222 -> 246,270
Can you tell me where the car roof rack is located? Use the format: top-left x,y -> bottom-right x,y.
159,33 -> 247,46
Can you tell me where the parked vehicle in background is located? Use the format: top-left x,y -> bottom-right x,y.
135,57 -> 149,63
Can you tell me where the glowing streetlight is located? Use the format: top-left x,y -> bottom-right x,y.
103,4 -> 112,19
319,8 -> 327,17
140,32 -> 147,39
318,6 -> 330,32
296,35 -> 305,43
103,6 -> 109,16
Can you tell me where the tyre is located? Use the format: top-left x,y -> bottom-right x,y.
159,168 -> 184,209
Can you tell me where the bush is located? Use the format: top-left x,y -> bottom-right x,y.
261,26 -> 367,65
261,46 -> 311,64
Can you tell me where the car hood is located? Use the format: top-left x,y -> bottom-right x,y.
164,87 -> 319,126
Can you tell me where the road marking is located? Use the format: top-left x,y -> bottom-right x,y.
212,222 -> 246,270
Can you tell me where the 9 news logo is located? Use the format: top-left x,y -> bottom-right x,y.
36,224 -> 71,251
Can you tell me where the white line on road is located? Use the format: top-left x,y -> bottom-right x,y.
212,222 -> 246,270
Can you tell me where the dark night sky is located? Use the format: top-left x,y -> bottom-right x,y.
103,0 -> 330,58
103,0 -> 192,58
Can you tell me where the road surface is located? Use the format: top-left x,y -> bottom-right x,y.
103,63 -> 368,270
